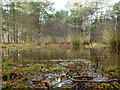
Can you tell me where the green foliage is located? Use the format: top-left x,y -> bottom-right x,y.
113,1 -> 120,15
55,10 -> 69,22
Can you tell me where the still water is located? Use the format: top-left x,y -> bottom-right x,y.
2,46 -> 119,67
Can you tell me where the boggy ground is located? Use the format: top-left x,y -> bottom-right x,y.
1,59 -> 120,89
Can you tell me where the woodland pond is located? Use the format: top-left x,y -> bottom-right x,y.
1,0 -> 120,89
1,46 -> 120,89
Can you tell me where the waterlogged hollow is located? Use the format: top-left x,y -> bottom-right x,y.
2,47 -> 119,66
2,47 -> 120,89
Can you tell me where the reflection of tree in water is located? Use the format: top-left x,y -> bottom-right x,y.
2,48 -> 69,62
70,48 -> 90,59
2,47 -> 119,69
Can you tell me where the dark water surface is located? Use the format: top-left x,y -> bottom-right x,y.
2,47 -> 119,67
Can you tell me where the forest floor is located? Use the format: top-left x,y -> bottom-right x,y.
2,59 -> 120,89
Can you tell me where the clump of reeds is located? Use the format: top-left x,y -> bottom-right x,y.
71,35 -> 81,49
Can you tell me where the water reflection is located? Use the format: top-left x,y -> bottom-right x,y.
2,47 -> 119,67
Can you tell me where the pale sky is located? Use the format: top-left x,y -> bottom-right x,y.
49,0 -> 67,11
49,0 -> 120,11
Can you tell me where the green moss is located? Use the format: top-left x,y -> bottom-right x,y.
51,67 -> 67,71
32,64 -> 45,67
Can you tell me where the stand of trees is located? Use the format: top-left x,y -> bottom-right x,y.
1,0 -> 120,48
